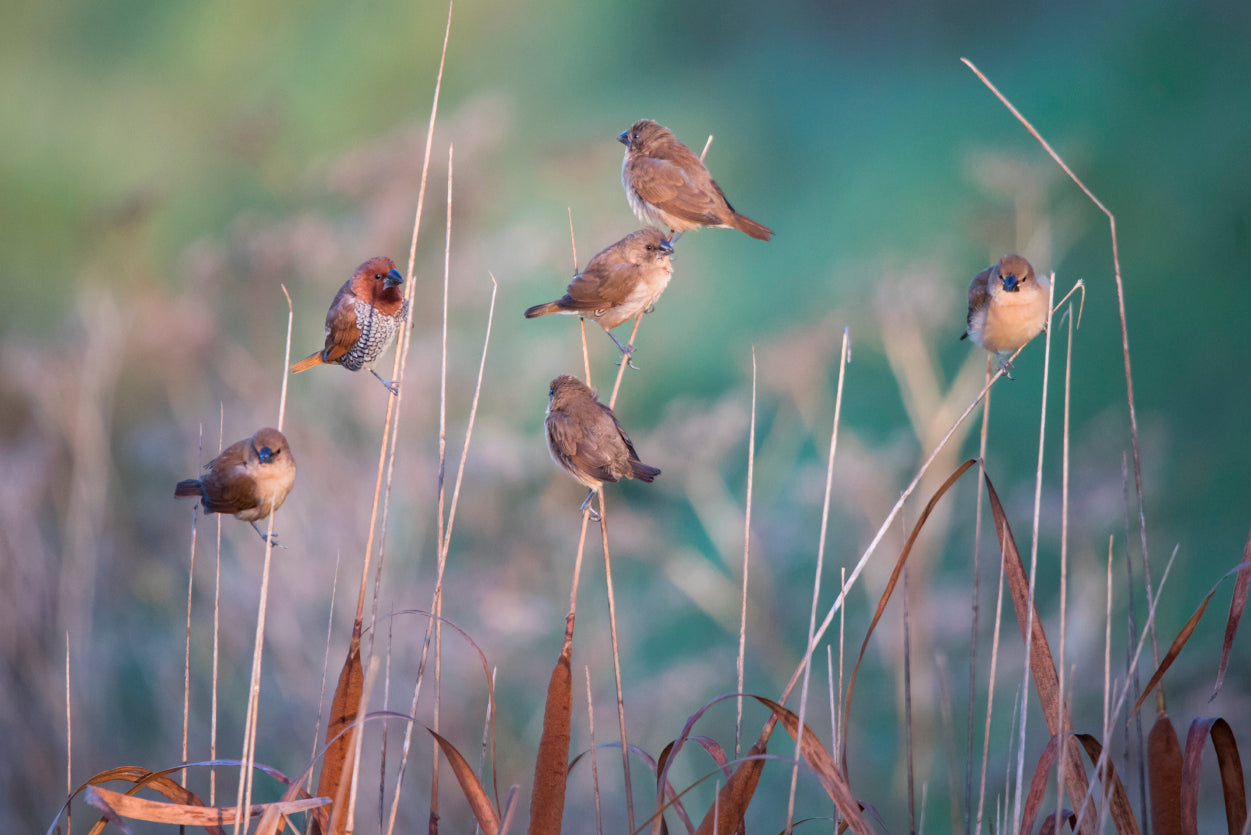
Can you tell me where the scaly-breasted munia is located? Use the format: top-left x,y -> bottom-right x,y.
291,256 -> 411,394
545,375 -> 660,519
174,427 -> 296,544
962,254 -> 1051,377
619,119 -> 773,242
524,227 -> 674,361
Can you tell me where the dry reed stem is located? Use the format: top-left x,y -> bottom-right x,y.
308,552 -> 342,801
961,55 -> 1157,685
1011,275 -> 1055,832
1055,305 -> 1075,830
786,327 -> 850,830
211,407 -> 223,806
182,426 -> 201,789
735,349 -> 757,761
607,313 -> 642,409
596,489 -> 636,832
975,512 -> 1008,835
65,631 -> 71,835
904,565 -> 916,834
968,354 -> 992,835
586,666 -> 604,835
233,286 -> 294,834
344,658 -> 381,833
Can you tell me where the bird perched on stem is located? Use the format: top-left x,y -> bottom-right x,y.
524,227 -> 674,364
962,254 -> 1051,378
545,375 -> 660,520
291,256 -> 410,394
174,427 -> 296,545
619,118 -> 773,242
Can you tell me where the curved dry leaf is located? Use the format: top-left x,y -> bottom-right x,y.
843,460 -> 976,766
1131,562 -> 1251,717
84,785 -> 327,828
429,727 -> 499,835
527,648 -> 571,835
1180,717 -> 1247,835
312,619 -> 363,835
1074,734 -> 1140,835
1148,715 -> 1184,835
1021,734 -> 1063,833
1212,538 -> 1251,699
693,745 -> 766,835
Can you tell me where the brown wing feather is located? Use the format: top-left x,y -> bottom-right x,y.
629,157 -> 726,227
320,287 -> 363,364
196,439 -> 259,515
964,265 -> 994,337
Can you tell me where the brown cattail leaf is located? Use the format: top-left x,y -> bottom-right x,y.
983,473 -> 1096,828
83,785 -> 327,828
692,741 -> 767,835
312,618 -> 364,835
1181,717 -> 1247,835
754,696 -> 872,834
1074,734 -> 1140,835
1212,532 -> 1251,699
527,644 -> 572,835
843,459 -> 977,764
429,727 -> 500,834
1148,715 -> 1184,835
1020,733 -> 1063,833
1130,566 -> 1245,717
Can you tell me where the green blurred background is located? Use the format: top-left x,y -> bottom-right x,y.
3,0 -> 1249,830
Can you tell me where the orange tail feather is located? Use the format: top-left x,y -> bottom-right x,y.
291,352 -> 325,373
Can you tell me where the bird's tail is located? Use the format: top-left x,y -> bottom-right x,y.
290,352 -> 324,373
524,302 -> 562,319
631,462 -> 661,483
174,479 -> 204,500
731,212 -> 774,242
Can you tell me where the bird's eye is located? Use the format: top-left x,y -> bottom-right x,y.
375,273 -> 385,280
549,387 -> 555,398
645,244 -> 654,251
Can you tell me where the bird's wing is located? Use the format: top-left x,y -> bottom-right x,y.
629,157 -> 725,226
965,266 -> 993,334
560,262 -> 636,311
320,292 -> 363,364
200,462 -> 259,515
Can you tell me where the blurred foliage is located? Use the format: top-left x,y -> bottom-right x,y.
3,0 -> 1250,831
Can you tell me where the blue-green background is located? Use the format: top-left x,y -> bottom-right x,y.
4,0 -> 1249,831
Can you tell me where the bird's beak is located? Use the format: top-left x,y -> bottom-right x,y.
257,446 -> 274,464
659,238 -> 674,255
617,130 -> 630,146
1001,273 -> 1019,292
384,268 -> 404,289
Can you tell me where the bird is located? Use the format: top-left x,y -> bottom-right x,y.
291,256 -> 411,394
174,427 -> 297,545
619,118 -> 773,242
962,254 -> 1052,377
524,228 -> 674,363
544,375 -> 661,520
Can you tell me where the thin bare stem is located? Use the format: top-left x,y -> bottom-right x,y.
211,407 -> 223,807
345,657 -> 381,834
968,355 -> 992,835
904,565 -> 916,835
608,314 -> 643,409
597,490 -> 635,832
1054,305 -> 1075,829
65,631 -> 71,835
735,349 -> 758,761
568,208 -> 579,272
962,55 -> 1156,683
787,328 -> 849,830
1011,275 -> 1055,832
309,552 -> 342,797
182,426 -> 202,788
700,135 -> 713,162
586,666 -> 604,835
232,285 -> 294,835
975,524 -> 1008,835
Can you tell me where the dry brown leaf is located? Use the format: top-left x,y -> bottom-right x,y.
692,741 -> 766,835
1074,734 -> 1140,835
1148,715 -> 1184,835
84,785 -> 327,828
312,619 -> 364,835
843,459 -> 977,765
1212,531 -> 1251,699
526,644 -> 571,835
429,727 -> 499,834
1181,717 -> 1247,835
983,472 -> 1096,830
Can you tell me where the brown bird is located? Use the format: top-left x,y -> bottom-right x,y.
524,228 -> 674,362
291,256 -> 411,394
962,254 -> 1052,377
619,118 -> 773,242
174,427 -> 297,545
545,375 -> 660,519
